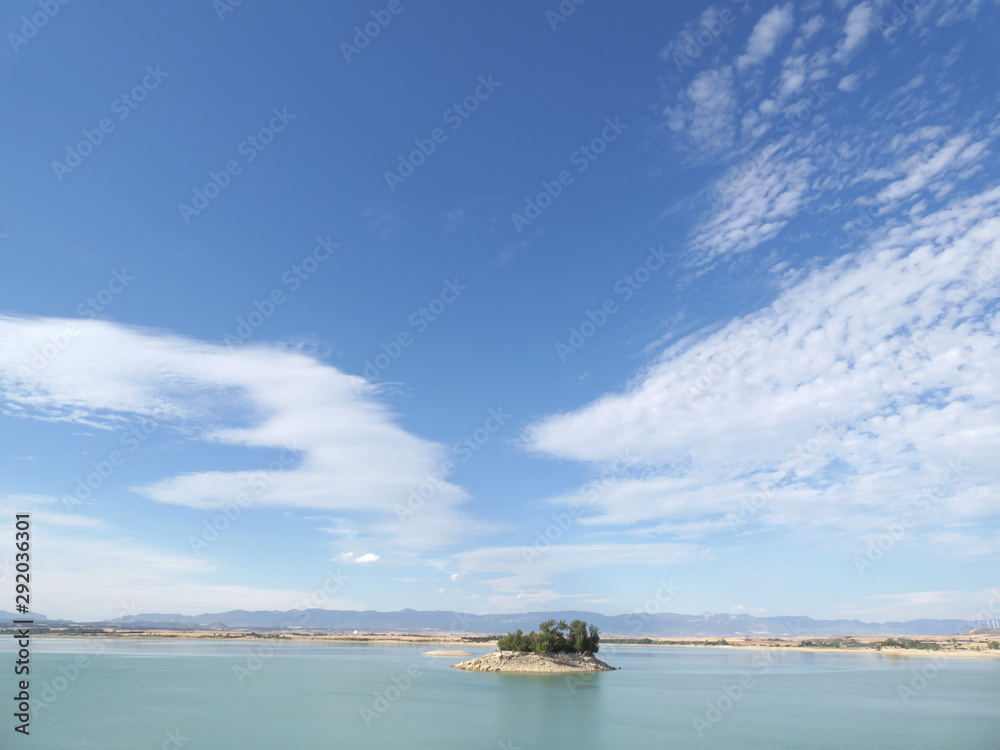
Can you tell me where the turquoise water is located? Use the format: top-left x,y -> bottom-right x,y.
2,639 -> 998,748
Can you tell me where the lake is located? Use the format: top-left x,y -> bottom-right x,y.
3,639 -> 998,748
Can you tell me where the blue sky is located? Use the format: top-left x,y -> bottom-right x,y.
1,0 -> 998,624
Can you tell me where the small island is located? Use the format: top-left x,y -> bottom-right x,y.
453,619 -> 618,673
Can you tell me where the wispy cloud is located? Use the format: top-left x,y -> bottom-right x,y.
664,67 -> 739,160
0,316 -> 484,550
736,3 -> 795,70
833,2 -> 873,63
525,186 -> 1000,545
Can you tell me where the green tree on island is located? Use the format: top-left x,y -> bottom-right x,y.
497,619 -> 600,654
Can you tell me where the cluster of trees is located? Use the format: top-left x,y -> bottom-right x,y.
798,638 -> 865,649
497,619 -> 600,654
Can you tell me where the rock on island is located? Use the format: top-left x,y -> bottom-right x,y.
453,650 -> 617,673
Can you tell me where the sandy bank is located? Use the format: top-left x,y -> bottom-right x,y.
453,651 -> 617,673
422,649 -> 471,656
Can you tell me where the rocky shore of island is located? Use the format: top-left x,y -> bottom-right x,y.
452,650 -> 618,673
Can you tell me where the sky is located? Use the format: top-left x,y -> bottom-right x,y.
0,0 -> 998,625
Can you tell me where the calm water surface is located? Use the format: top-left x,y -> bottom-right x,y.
2,638 -> 998,749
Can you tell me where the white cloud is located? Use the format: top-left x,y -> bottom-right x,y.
834,3 -> 874,63
337,552 -> 382,564
0,494 -> 107,529
837,73 -> 861,92
660,6 -> 738,66
0,317 -> 483,550
525,187 -> 1000,543
687,141 -> 814,261
874,134 -> 990,205
737,4 -> 795,70
794,15 -> 825,51
664,67 -> 738,160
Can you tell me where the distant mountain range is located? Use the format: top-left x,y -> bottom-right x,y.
0,611 -> 53,623
1,608 -> 977,636
98,609 -> 981,636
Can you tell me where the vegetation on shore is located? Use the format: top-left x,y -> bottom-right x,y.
496,619 -> 600,654
877,637 -> 942,651
797,637 -> 943,650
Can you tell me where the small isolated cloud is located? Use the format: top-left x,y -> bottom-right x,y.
732,604 -> 747,612
838,73 -> 861,92
362,207 -> 409,240
737,3 -> 795,70
337,552 -> 381,564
